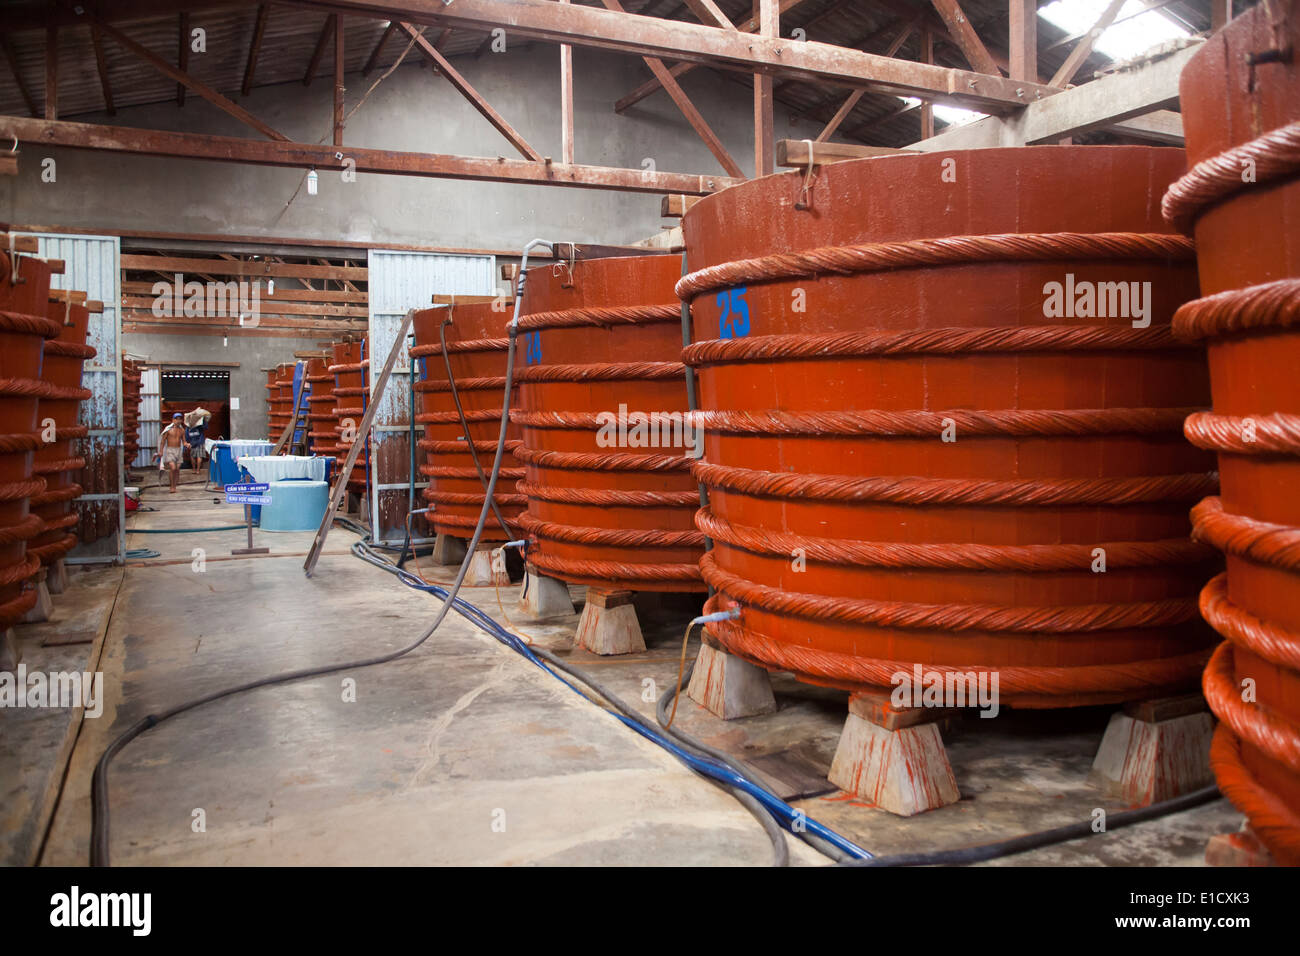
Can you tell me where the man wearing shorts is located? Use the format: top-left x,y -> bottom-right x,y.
157,412 -> 185,493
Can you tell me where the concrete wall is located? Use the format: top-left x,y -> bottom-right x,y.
3,44 -> 813,439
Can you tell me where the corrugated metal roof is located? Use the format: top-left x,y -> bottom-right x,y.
0,1 -> 1250,148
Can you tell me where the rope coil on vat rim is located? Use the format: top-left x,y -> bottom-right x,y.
1191,496 -> 1300,571
421,463 -> 525,480
684,325 -> 1191,367
1209,723 -> 1300,865
1184,411 -> 1300,455
699,593 -> 1210,698
693,460 -> 1218,506
1163,121 -> 1300,234
516,445 -> 692,473
515,511 -> 705,549
697,507 -> 1217,572
513,361 -> 686,384
1172,277 -> 1300,343
517,480 -> 698,508
701,552 -> 1200,632
1204,641 -> 1300,773
527,549 -> 703,584
0,309 -> 63,339
675,232 -> 1194,301
516,303 -> 680,331
687,406 -> 1201,438
410,337 -> 509,356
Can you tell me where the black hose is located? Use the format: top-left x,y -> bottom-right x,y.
841,783 -> 1222,867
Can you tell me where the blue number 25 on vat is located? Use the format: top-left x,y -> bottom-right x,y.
716,287 -> 751,340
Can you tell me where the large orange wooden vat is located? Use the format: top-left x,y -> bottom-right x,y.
269,362 -> 295,439
1164,1 -> 1300,865
0,252 -> 62,627
679,147 -> 1218,708
263,367 -> 279,438
516,255 -> 704,592
304,355 -> 336,456
29,294 -> 94,567
121,358 -> 141,468
410,303 -> 525,541
330,340 -> 368,494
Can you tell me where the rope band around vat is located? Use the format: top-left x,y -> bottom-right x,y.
693,460 -> 1217,506
0,477 -> 46,503
1204,641 -> 1300,774
0,587 -> 38,629
424,511 -> 522,533
527,550 -> 703,584
0,432 -> 43,453
513,361 -> 686,384
421,464 -> 525,480
417,376 -> 508,392
0,378 -> 90,400
418,409 -> 505,425
702,552 -> 1198,633
1163,121 -> 1300,234
517,481 -> 698,508
1184,411 -> 1300,455
418,438 -> 523,454
1200,573 -> 1300,673
517,304 -> 679,331
688,406 -> 1199,438
410,338 -> 508,356
0,552 -> 41,588
516,445 -> 691,473
697,507 -> 1216,572
423,489 -> 526,507
701,598 -> 1209,698
43,340 -> 96,359
516,512 -> 704,549
0,310 -> 63,339
33,457 -> 85,476
684,325 -> 1188,367
676,231 -> 1194,300
1209,723 -> 1300,865
1191,496 -> 1300,572
1173,276 -> 1300,342
28,532 -> 78,563
0,513 -> 46,545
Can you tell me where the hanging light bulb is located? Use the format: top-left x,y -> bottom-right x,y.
307,169 -> 319,196
267,278 -> 275,296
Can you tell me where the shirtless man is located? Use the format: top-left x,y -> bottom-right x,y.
157,412 -> 185,493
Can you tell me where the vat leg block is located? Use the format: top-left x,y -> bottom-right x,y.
1089,697 -> 1215,806
1206,822 -> 1277,867
574,590 -> 644,656
518,568 -> 575,620
0,628 -> 18,670
829,697 -> 960,816
20,576 -> 54,624
431,533 -> 467,567
46,559 -> 68,595
686,642 -> 776,720
464,547 -> 495,587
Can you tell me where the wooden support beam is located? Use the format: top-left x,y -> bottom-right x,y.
400,22 -> 544,161
683,0 -> 739,30
92,16 -> 287,141
753,0 -> 777,177
333,13 -> 345,146
774,12 -> 918,100
44,25 -> 57,121
660,194 -> 702,217
362,20 -> 399,74
1051,0 -> 1125,88
314,0 -> 1056,110
1008,0 -> 1036,83
305,14 -> 335,85
123,281 -> 367,303
1,36 -> 38,118
777,139 -> 917,167
122,295 -> 368,318
929,0 -> 1000,75
178,12 -> 189,105
598,0 -> 743,178
614,0 -> 810,113
90,26 -> 116,116
920,26 -> 934,140
560,0 -> 574,165
4,116 -> 736,195
242,4 -> 270,97
122,254 -> 368,280
814,90 -> 864,143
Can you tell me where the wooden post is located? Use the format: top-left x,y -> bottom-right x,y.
753,0 -> 777,177
334,14 -> 345,147
560,0 -> 575,164
1008,0 -> 1037,83
920,26 -> 934,140
44,25 -> 57,121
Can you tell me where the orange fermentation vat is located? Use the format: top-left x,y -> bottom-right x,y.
1164,0 -> 1300,865
516,255 -> 704,592
330,340 -> 368,493
29,295 -> 95,567
410,302 -> 524,541
679,147 -> 1218,708
304,355 -> 336,456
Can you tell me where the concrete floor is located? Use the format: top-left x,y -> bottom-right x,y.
5,469 -> 1244,866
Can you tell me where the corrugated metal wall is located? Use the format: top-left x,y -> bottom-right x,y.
27,233 -> 124,565
133,366 -> 160,468
366,250 -> 495,545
